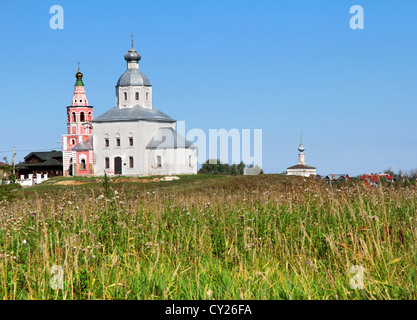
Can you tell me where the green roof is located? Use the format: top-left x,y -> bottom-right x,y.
75,78 -> 84,86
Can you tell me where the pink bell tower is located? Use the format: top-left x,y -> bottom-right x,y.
62,65 -> 94,176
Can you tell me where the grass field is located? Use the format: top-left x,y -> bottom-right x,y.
0,174 -> 416,299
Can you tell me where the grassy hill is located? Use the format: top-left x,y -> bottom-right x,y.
0,174 -> 415,299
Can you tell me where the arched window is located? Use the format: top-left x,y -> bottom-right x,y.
105,157 -> 110,169
104,138 -> 109,147
129,137 -> 134,146
72,112 -> 76,122
124,92 -> 127,100
80,112 -> 85,122
80,159 -> 86,170
135,92 -> 139,100
67,113 -> 70,122
146,92 -> 149,100
129,157 -> 134,168
156,156 -> 162,168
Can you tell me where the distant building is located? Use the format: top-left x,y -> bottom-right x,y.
286,135 -> 316,177
16,151 -> 63,184
324,174 -> 350,182
0,161 -> 8,179
360,173 -> 394,186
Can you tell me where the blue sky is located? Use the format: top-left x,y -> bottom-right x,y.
0,0 -> 416,175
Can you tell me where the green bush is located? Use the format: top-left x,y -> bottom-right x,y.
0,183 -> 22,202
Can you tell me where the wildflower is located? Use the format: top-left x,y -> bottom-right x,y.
207,290 -> 213,299
22,239 -> 27,244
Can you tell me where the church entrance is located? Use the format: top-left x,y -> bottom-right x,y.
69,158 -> 73,176
114,157 -> 122,175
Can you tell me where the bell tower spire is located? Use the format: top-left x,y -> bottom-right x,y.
297,133 -> 306,165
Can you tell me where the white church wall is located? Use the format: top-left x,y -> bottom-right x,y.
146,148 -> 197,176
287,169 -> 316,177
93,121 -> 142,176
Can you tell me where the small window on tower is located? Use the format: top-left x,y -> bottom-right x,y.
129,137 -> 133,146
124,92 -> 127,100
116,138 -> 121,147
105,157 -> 110,169
80,100 -> 83,103
71,139 -> 75,145
72,113 -> 76,122
146,92 -> 149,100
105,138 -> 109,147
80,112 -> 85,122
135,92 -> 139,100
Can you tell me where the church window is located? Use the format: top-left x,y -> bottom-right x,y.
80,159 -> 86,170
146,92 -> 149,100
71,139 -> 75,145
80,100 -> 83,103
116,138 -> 121,147
72,112 -> 76,122
129,137 -> 134,146
156,156 -> 162,168
135,92 -> 139,100
88,111 -> 92,120
124,92 -> 127,100
80,112 -> 85,122
189,155 -> 192,167
105,157 -> 110,169
129,157 -> 134,168
105,138 -> 109,147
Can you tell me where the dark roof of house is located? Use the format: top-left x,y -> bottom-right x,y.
92,105 -> 175,123
17,150 -> 63,169
287,164 -> 316,170
24,150 -> 62,161
146,127 -> 196,149
72,136 -> 93,151
0,161 -> 8,167
325,174 -> 350,180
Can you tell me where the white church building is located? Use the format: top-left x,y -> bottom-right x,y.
63,39 -> 197,177
286,135 -> 316,177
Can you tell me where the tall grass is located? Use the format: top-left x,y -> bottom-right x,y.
0,175 -> 415,299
